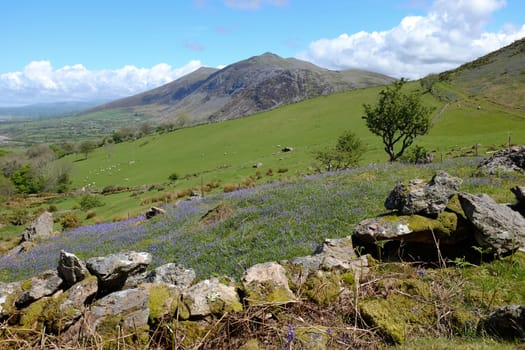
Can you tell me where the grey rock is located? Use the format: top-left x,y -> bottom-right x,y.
145,206 -> 166,219
15,270 -> 63,307
385,171 -> 462,215
242,262 -> 296,305
86,251 -> 152,295
145,263 -> 196,289
51,277 -> 98,332
182,278 -> 242,318
57,250 -> 90,288
478,146 -> 525,174
479,305 -> 525,340
353,212 -> 469,246
88,287 -> 150,333
459,192 -> 525,254
20,211 -> 54,242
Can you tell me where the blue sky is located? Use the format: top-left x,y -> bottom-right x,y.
1,0 -> 524,106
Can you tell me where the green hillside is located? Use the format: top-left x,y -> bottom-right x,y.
67,82 -> 524,191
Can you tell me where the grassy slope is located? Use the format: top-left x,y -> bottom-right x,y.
67,81 -> 525,190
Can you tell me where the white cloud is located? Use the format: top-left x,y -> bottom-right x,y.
0,60 -> 203,106
298,0 -> 525,79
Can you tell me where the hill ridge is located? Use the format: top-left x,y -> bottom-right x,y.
87,52 -> 395,126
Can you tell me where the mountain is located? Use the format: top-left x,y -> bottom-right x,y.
439,37 -> 525,109
0,101 -> 106,119
88,52 -> 395,125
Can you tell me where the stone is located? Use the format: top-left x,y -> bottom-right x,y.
252,162 -> 263,168
15,270 -> 63,307
86,287 -> 150,337
282,146 -> 294,152
242,262 -> 296,305
510,186 -> 525,217
145,206 -> 166,219
384,171 -> 462,215
20,211 -> 54,242
478,146 -> 525,174
145,263 -> 196,289
49,276 -> 99,333
479,305 -> 525,341
459,192 -> 525,254
86,251 -> 152,295
511,186 -> 525,203
0,281 -> 22,318
182,278 -> 242,318
57,250 -> 90,288
353,212 -> 469,246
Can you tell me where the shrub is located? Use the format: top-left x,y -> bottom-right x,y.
400,145 -> 433,164
168,172 -> 179,181
223,183 -> 239,193
9,207 -> 30,226
85,210 -> 97,220
277,168 -> 288,173
79,195 -> 105,211
266,168 -> 274,176
47,204 -> 58,213
60,212 -> 81,230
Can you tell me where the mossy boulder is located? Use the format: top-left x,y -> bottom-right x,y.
242,262 -> 296,305
359,294 -> 435,344
303,271 -> 343,305
182,278 -> 242,318
355,212 -> 470,246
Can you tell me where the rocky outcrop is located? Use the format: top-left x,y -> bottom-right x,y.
86,251 -> 152,295
479,305 -> 525,341
57,250 -> 90,288
145,262 -> 195,289
478,146 -> 525,174
15,270 -> 63,308
384,171 -> 462,215
459,192 -> 525,254
20,211 -> 54,243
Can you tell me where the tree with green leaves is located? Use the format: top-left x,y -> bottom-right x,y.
315,130 -> 366,171
78,140 -> 96,160
363,79 -> 433,162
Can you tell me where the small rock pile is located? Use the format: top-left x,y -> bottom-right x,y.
354,171 -> 525,259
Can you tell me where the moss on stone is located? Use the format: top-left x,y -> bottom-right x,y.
295,326 -> 331,350
20,279 -> 32,291
245,280 -> 295,305
359,294 -> 435,344
148,284 -> 176,323
19,297 -> 47,329
450,308 -> 479,336
303,272 -> 341,306
341,272 -> 355,286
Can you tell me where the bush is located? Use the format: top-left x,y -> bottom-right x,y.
277,168 -> 288,173
223,184 -> 239,193
9,207 -> 30,226
168,172 -> 179,181
85,210 -> 97,220
60,212 -> 81,230
47,205 -> 58,213
79,195 -> 105,211
315,131 -> 366,171
400,145 -> 433,164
